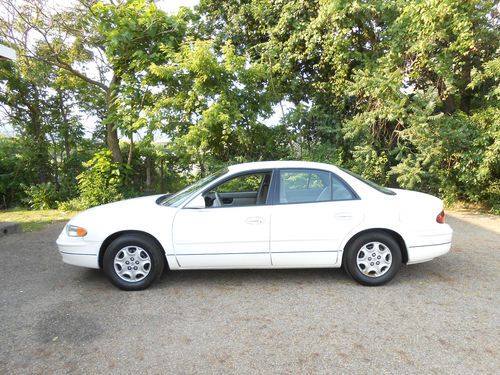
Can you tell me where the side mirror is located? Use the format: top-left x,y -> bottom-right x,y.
185,194 -> 206,209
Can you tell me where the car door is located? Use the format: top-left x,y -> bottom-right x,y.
270,168 -> 363,267
172,171 -> 273,268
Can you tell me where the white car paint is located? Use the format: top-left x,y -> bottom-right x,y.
56,161 -> 452,274
173,205 -> 272,267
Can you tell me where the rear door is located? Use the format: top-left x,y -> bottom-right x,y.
270,168 -> 363,267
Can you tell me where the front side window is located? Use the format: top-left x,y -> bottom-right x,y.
203,171 -> 272,208
279,169 -> 355,204
160,168 -> 228,207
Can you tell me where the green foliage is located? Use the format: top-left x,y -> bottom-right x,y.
0,136 -> 24,208
149,38 -> 284,174
22,183 -> 58,210
1,0 -> 499,213
73,150 -> 128,209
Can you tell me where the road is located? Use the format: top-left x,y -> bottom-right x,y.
0,211 -> 499,374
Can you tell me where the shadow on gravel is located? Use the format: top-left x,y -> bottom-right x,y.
162,267 -> 351,287
80,267 -> 352,291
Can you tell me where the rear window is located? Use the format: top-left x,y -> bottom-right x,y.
341,168 -> 396,195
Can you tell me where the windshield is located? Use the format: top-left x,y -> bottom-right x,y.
159,168 -> 228,207
340,168 -> 396,195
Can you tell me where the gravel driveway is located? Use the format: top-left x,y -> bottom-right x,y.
0,211 -> 499,374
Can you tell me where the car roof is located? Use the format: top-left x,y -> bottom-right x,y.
227,160 -> 339,173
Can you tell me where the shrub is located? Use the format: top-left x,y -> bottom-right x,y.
73,150 -> 129,209
22,182 -> 58,210
57,198 -> 86,212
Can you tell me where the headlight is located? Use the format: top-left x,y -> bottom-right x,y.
67,225 -> 87,237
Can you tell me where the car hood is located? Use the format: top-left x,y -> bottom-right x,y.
86,194 -> 165,212
69,194 -> 170,229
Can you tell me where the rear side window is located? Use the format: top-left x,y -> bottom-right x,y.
340,168 -> 396,195
278,169 -> 355,204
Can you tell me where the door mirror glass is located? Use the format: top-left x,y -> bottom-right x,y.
185,194 -> 206,209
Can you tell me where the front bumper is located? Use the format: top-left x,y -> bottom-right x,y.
56,230 -> 100,269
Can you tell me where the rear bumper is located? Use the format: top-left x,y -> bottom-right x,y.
56,230 -> 100,269
407,241 -> 452,264
406,224 -> 453,264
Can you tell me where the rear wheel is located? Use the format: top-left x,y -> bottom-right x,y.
344,232 -> 402,286
103,234 -> 164,291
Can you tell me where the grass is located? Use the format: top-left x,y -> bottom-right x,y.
0,209 -> 78,232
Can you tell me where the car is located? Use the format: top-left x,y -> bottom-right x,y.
56,160 -> 453,290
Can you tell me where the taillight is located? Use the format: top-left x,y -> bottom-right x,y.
436,210 -> 445,224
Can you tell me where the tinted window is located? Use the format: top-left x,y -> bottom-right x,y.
340,168 -> 396,195
279,169 -> 355,204
331,174 -> 356,201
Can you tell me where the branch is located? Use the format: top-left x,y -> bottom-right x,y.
6,0 -> 109,92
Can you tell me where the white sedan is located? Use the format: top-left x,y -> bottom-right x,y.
56,161 -> 453,290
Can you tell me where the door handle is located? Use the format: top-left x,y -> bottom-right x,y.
245,217 -> 264,225
335,212 -> 352,220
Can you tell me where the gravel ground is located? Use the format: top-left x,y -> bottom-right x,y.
0,211 -> 499,374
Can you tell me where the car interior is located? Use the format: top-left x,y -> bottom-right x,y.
203,172 -> 272,208
202,169 -> 355,208
279,170 -> 355,203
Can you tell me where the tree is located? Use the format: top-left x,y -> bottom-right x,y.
0,0 -> 186,163
198,0 -> 500,209
150,38 -> 287,174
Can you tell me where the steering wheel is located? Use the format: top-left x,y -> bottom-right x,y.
213,191 -> 222,207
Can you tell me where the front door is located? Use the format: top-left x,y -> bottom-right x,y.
173,171 -> 273,268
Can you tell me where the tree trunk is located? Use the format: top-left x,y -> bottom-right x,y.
437,79 -> 456,114
459,59 -> 472,114
145,157 -> 152,191
160,159 -> 164,193
106,123 -> 122,163
127,132 -> 134,166
105,75 -> 123,163
58,90 -> 72,159
29,87 -> 51,183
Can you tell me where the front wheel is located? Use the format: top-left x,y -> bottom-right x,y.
343,232 -> 402,286
103,234 -> 165,291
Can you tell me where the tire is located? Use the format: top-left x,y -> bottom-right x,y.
103,234 -> 165,291
343,232 -> 402,286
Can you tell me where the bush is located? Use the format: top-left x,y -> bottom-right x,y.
22,182 -> 58,210
57,198 -> 86,212
75,150 -> 128,208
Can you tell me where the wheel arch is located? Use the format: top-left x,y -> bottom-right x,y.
342,228 -> 408,265
99,230 -> 169,269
